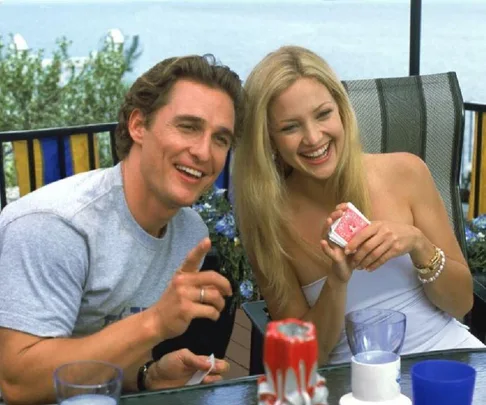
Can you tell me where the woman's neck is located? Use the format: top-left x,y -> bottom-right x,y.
285,171 -> 336,212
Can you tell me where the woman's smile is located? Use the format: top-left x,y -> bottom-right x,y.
299,141 -> 332,165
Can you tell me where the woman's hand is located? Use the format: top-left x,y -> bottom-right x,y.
146,348 -> 230,390
320,203 -> 355,284
344,220 -> 421,271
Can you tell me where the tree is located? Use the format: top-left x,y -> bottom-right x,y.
0,33 -> 141,186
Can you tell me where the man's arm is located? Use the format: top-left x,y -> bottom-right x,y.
0,311 -> 160,404
0,213 -> 231,404
0,213 -> 160,403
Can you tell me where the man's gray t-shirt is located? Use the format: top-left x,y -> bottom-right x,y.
0,164 -> 208,337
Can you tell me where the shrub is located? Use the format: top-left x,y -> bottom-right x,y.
0,33 -> 140,186
466,214 -> 486,273
194,187 -> 259,307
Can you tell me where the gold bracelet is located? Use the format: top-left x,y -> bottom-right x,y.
418,248 -> 446,284
414,245 -> 441,275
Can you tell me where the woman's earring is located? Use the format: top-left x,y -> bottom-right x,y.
271,151 -> 276,161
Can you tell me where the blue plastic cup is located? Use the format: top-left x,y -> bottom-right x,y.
411,359 -> 476,405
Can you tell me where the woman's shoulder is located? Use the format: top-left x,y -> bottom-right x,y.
364,152 -> 429,181
364,152 -> 433,206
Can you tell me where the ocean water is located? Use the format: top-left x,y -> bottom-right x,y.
1,0 -> 485,104
0,0 -> 484,170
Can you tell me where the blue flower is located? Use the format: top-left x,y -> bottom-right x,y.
192,203 -> 205,213
193,202 -> 214,213
193,188 -> 258,305
465,226 -> 478,243
239,280 -> 254,300
214,187 -> 227,197
472,215 -> 486,232
214,213 -> 236,239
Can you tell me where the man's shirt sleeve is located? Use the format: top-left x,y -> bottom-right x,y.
0,213 -> 88,337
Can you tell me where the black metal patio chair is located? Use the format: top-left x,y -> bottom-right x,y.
242,71 -> 486,375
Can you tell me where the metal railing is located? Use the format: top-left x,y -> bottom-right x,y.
0,122 -> 118,210
464,102 -> 486,218
1,103 -> 485,216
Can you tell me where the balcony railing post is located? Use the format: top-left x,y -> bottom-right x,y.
0,123 -> 118,210
474,112 -> 484,218
57,136 -> 67,179
464,102 -> 486,219
0,143 -> 6,209
87,132 -> 96,171
409,0 -> 422,76
26,139 -> 37,192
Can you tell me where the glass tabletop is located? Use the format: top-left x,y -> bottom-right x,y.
120,348 -> 486,405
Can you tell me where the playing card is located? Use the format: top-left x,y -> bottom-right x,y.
328,202 -> 370,248
328,231 -> 347,247
185,353 -> 215,386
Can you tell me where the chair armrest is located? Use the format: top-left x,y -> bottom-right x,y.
241,300 -> 270,336
241,300 -> 270,375
473,273 -> 486,305
465,273 -> 486,343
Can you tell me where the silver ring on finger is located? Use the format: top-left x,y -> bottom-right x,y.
199,287 -> 205,304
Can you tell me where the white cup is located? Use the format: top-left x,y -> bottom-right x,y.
351,351 -> 401,402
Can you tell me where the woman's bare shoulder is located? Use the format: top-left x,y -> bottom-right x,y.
364,152 -> 432,208
364,152 -> 428,181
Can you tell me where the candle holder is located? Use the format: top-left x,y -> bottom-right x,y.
258,318 -> 329,405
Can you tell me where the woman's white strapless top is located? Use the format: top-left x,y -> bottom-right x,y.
301,255 -> 484,364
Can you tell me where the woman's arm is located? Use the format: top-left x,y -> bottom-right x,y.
407,155 -> 473,318
253,248 -> 350,365
347,153 -> 473,319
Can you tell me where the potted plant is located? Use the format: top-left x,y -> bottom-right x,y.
193,186 -> 258,308
153,186 -> 258,361
465,214 -> 486,274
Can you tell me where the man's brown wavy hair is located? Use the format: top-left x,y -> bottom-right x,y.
115,54 -> 244,160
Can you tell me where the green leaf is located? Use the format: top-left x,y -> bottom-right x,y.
0,33 -> 141,186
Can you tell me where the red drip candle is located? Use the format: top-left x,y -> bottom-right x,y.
258,318 -> 328,404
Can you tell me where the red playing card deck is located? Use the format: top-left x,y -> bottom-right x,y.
328,202 -> 370,248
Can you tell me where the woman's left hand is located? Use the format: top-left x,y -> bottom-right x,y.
344,220 -> 421,271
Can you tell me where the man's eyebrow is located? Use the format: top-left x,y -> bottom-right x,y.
175,114 -> 234,139
174,114 -> 205,124
215,126 -> 234,140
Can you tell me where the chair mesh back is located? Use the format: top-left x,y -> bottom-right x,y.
343,72 -> 466,253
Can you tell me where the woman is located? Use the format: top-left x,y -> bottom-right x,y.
232,45 -> 484,365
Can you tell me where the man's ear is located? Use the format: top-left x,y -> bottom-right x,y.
127,109 -> 145,146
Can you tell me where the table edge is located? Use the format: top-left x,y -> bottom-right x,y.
121,347 -> 486,400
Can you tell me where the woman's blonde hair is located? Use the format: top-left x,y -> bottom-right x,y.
232,45 -> 370,307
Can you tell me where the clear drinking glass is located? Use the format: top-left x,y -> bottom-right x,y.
54,360 -> 123,405
345,308 -> 406,356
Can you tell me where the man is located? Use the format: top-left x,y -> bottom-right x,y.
0,54 -> 245,404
